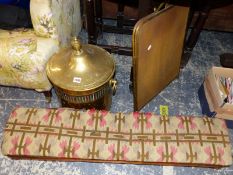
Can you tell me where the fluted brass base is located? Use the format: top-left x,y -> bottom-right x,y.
59,93 -> 112,110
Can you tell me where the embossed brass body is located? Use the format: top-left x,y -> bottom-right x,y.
46,37 -> 116,109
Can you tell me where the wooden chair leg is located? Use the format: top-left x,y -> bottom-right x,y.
86,0 -> 97,44
95,0 -> 103,34
43,90 -> 52,103
186,9 -> 210,50
117,3 -> 124,28
138,0 -> 152,18
181,6 -> 210,68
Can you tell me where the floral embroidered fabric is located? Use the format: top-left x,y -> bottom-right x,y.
0,29 -> 57,91
1,107 -> 232,167
30,0 -> 81,46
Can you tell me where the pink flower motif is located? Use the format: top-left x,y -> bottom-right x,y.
221,120 -> 227,129
204,146 -> 212,164
43,109 -> 64,123
60,140 -> 67,149
19,38 -> 32,44
87,109 -> 96,126
24,137 -> 32,145
11,110 -> 17,118
11,106 -> 21,118
100,110 -> 108,127
156,145 -> 177,162
189,118 -> 197,130
23,137 -> 32,155
204,146 -> 211,155
9,136 -> 19,155
145,112 -> 152,129
9,136 -> 32,155
87,109 -> 108,128
177,117 -> 185,129
58,140 -> 67,157
156,146 -> 164,162
72,141 -> 80,158
43,109 -> 51,122
101,110 -> 108,116
88,108 -> 96,116
170,146 -> 177,162
145,112 -> 152,119
133,112 -> 140,118
177,117 -> 197,130
87,118 -> 94,126
205,145 -> 226,165
58,140 -> 80,158
55,109 -> 64,123
11,136 -> 19,145
100,119 -> 106,127
217,147 -> 225,165
122,145 -> 129,160
133,112 -> 140,129
205,146 -> 225,164
108,144 -> 115,160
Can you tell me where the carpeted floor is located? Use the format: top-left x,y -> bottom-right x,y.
0,29 -> 233,175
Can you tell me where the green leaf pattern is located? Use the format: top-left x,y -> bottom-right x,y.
35,13 -> 57,38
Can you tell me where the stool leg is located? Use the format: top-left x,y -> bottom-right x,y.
86,0 -> 97,44
181,7 -> 210,68
186,9 -> 210,50
95,0 -> 103,34
220,53 -> 233,68
117,3 -> 124,28
43,90 -> 52,103
138,0 -> 152,18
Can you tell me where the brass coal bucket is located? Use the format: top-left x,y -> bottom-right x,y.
46,37 -> 117,110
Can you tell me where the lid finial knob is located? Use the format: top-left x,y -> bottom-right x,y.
71,36 -> 82,54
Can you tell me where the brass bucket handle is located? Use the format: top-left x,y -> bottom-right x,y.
110,79 -> 117,96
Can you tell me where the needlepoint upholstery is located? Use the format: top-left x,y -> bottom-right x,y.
1,107 -> 232,167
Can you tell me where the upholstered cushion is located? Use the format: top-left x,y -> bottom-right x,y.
0,0 -> 81,91
0,28 -> 35,38
1,107 -> 232,167
30,0 -> 81,47
0,29 -> 58,91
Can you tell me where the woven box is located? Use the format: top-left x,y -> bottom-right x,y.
203,66 -> 233,120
